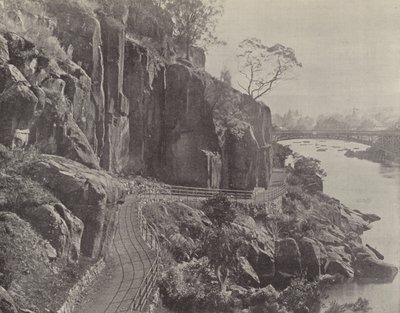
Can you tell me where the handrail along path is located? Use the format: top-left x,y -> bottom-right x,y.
75,179 -> 287,313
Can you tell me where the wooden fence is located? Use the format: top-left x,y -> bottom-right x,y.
131,201 -> 161,313
130,182 -> 287,311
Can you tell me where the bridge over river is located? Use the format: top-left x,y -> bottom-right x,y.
272,129 -> 400,157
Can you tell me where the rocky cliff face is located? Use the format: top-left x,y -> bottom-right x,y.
0,2 -> 273,190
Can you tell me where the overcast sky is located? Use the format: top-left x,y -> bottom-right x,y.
206,0 -> 400,116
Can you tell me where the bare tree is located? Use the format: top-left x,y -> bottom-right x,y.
236,38 -> 302,100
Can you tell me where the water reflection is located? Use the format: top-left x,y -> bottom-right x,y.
282,139 -> 400,313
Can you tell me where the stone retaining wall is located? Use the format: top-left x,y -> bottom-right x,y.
57,258 -> 105,313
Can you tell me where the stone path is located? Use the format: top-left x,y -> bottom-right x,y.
75,195 -> 155,313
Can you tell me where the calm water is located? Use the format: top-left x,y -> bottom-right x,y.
282,139 -> 400,313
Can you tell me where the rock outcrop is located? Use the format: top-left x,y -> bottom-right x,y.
0,172 -> 84,262
0,33 -> 100,169
0,2 -> 273,190
237,256 -> 260,287
19,203 -> 83,262
274,238 -> 302,277
47,2 -> 105,155
353,246 -> 398,283
298,237 -> 321,280
22,155 -> 125,258
0,286 -> 18,313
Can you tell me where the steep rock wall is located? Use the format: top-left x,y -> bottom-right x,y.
123,39 -> 165,175
99,15 -> 130,172
205,79 -> 273,189
161,64 -> 221,187
47,2 -> 105,155
23,155 -> 125,259
0,4 -> 273,190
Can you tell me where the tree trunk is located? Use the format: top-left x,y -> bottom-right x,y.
186,37 -> 190,60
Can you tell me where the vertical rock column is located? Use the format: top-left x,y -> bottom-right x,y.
48,2 -> 106,156
99,16 -> 130,172
162,64 -> 221,187
123,40 -> 167,175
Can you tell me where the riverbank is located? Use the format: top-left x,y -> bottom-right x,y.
283,156 -> 398,285
344,147 -> 400,164
139,151 -> 397,313
281,139 -> 400,313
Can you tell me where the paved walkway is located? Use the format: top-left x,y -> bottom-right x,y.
75,195 -> 155,313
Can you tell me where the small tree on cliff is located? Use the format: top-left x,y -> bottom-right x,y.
201,194 -> 243,292
162,0 -> 225,59
202,227 -> 244,292
236,38 -> 302,100
220,66 -> 232,86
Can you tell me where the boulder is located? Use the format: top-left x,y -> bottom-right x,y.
33,99 -> 100,170
3,32 -> 37,71
0,286 -> 18,313
366,244 -> 384,260
354,257 -> 398,283
0,81 -> 38,147
0,64 -> 28,94
298,237 -> 321,279
22,155 -> 124,258
275,238 -> 302,276
237,256 -> 260,287
247,242 -> 275,286
19,203 -> 83,262
0,173 -> 83,262
325,260 -> 354,279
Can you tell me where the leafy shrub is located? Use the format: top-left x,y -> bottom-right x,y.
293,156 -> 326,178
299,218 -> 317,237
0,9 -> 68,61
0,145 -> 12,167
201,227 -> 246,292
273,143 -> 293,168
202,193 -> 236,227
159,258 -> 234,312
279,277 -> 321,313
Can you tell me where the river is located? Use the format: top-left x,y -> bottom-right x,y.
282,139 -> 400,313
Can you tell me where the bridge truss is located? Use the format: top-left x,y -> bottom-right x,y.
272,130 -> 400,157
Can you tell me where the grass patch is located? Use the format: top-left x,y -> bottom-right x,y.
0,211 -> 93,312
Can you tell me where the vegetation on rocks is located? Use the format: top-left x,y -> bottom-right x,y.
0,204 -> 92,313
0,0 -> 394,311
140,146 -> 395,313
345,146 -> 400,164
0,144 -> 124,312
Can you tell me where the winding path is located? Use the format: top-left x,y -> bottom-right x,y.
75,195 -> 155,313
75,177 -> 287,313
